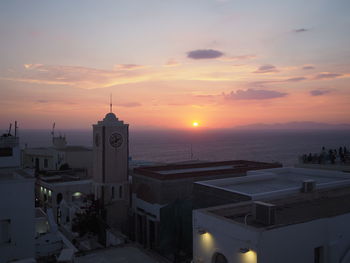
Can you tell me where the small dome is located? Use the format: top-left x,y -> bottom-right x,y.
103,112 -> 118,122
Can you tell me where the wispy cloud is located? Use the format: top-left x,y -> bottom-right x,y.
5,64 -> 151,89
224,89 -> 287,100
187,49 -> 224,59
313,72 -> 343,80
164,59 -> 181,67
294,28 -> 309,33
248,76 -> 307,88
310,89 -> 332,96
285,77 -> 307,82
253,64 -> 279,74
35,99 -> 49,103
113,64 -> 146,70
219,54 -> 257,61
118,102 -> 142,107
302,65 -> 315,70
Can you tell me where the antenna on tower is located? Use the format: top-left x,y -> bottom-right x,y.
14,121 -> 18,137
51,122 -> 56,138
110,93 -> 113,113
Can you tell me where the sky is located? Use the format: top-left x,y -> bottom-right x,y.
0,0 -> 350,130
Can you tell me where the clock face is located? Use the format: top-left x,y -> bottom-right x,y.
109,133 -> 123,148
95,134 -> 100,147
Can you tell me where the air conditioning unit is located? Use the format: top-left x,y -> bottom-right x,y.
301,180 -> 316,193
253,201 -> 276,226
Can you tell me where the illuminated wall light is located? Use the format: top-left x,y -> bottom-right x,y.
197,228 -> 207,235
239,249 -> 257,263
40,186 -> 43,192
73,192 -> 82,197
239,248 -> 250,253
48,190 -> 51,196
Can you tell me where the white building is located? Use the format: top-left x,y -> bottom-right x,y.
0,134 -> 21,168
131,160 -> 280,254
22,135 -> 92,176
0,133 -> 35,262
36,175 -> 92,226
193,167 -> 350,263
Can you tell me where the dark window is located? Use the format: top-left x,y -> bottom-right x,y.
314,246 -> 324,263
0,148 -> 13,157
57,193 -> 63,204
0,219 -> 11,244
119,185 -> 123,199
44,159 -> 48,168
111,187 -> 115,200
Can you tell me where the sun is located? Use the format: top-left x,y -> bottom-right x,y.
192,122 -> 199,127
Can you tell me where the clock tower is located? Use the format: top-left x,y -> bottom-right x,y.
92,111 -> 129,230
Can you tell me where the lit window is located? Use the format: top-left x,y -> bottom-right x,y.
73,192 -> 82,197
72,192 -> 83,202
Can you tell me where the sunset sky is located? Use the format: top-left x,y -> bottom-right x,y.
1,0 -> 350,130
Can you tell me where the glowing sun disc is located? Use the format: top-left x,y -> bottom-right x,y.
193,122 -> 199,127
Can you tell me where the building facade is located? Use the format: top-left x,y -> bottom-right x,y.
22,135 -> 92,175
132,160 -> 281,258
92,112 -> 130,231
193,167 -> 350,263
0,133 -> 35,262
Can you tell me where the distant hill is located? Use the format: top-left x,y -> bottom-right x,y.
234,122 -> 350,130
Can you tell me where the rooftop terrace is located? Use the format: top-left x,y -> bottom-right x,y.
196,167 -> 350,200
207,185 -> 350,229
133,160 -> 281,180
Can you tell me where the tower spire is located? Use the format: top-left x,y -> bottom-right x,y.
110,93 -> 113,113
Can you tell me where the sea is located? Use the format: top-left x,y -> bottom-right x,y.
16,129 -> 350,166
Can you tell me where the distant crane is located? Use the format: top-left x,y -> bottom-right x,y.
7,123 -> 12,136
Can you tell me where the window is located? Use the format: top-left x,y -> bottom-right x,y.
212,252 -> 228,263
72,192 -> 83,202
44,159 -> 48,168
119,185 -> 123,199
212,253 -> 228,263
57,193 -> 63,204
111,186 -> 115,200
314,246 -> 324,263
0,147 -> 12,157
0,219 -> 11,244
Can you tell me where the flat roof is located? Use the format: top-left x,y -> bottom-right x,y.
158,165 -> 234,175
0,168 -> 34,182
196,167 -> 350,200
205,186 -> 350,229
39,179 -> 92,187
61,146 -> 91,152
24,145 -> 91,154
133,160 -> 282,180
